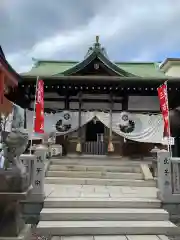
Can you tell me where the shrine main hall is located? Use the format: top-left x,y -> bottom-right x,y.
9,37 -> 180,157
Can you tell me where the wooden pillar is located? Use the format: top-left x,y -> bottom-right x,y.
76,91 -> 82,153
122,95 -> 128,151
24,109 -> 27,129
108,92 -> 114,153
65,93 -> 69,110
122,95 -> 128,111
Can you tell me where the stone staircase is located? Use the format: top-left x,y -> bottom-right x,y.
36,156 -> 179,239
45,157 -> 155,187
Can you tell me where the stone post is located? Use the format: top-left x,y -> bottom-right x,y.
157,150 -> 172,202
32,144 -> 48,202
76,92 -> 82,153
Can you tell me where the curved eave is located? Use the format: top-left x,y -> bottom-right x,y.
98,53 -> 137,77
54,51 -> 137,77
21,75 -> 177,85
0,55 -> 21,85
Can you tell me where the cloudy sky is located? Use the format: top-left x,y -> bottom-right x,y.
1,0 -> 180,73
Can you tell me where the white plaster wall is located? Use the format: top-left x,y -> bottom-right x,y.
30,101 -> 122,111
165,65 -> 180,77
70,102 -> 79,109
82,102 -> 110,110
113,103 -> 122,110
82,94 -> 110,100
30,101 -> 65,109
128,96 -> 159,111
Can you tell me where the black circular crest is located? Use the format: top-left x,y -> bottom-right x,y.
64,113 -> 70,120
119,119 -> 135,133
122,114 -> 128,121
55,119 -> 71,132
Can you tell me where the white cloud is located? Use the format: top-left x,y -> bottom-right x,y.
5,0 -> 180,73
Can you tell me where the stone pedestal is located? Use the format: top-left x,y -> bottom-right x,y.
157,150 -> 172,202
20,147 -> 48,225
0,169 -> 29,192
0,169 -> 32,239
50,144 -> 62,157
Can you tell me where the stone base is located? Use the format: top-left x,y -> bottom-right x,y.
0,169 -> 29,192
163,203 -> 180,223
0,186 -> 32,237
21,201 -> 43,224
0,224 -> 31,240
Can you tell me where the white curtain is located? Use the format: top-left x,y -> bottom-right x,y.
26,110 -> 164,143
26,110 -> 95,139
96,112 -> 164,144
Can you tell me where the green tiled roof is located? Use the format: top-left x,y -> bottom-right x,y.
22,60 -> 165,78
116,62 -> 165,78
22,37 -> 166,78
22,61 -> 76,77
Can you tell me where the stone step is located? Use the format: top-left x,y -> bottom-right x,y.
36,220 -> 177,236
44,197 -> 161,209
51,159 -> 142,167
47,171 -> 143,180
40,208 -> 169,221
45,177 -> 155,187
49,164 -> 141,173
50,235 -> 171,240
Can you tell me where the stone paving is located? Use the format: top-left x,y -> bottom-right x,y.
44,184 -> 158,199
31,234 -> 170,240
50,235 -> 170,240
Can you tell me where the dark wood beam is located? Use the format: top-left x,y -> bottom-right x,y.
30,98 -> 124,103
28,107 -> 160,114
22,75 -> 180,83
20,83 -> 177,96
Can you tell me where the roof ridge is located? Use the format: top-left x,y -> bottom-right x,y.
33,59 -> 162,65
33,58 -> 78,64
116,61 -> 162,64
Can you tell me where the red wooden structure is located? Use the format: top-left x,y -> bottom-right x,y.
0,46 -> 19,115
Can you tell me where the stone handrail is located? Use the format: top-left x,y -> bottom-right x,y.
20,154 -> 36,189
20,145 -> 49,202
20,144 -> 62,202
156,150 -> 180,203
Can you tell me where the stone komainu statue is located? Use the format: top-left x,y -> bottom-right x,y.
2,104 -> 29,175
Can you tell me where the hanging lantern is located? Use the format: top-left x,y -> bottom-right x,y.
76,140 -> 82,153
108,141 -> 114,152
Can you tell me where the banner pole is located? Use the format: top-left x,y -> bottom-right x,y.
165,81 -> 172,157
30,76 -> 39,154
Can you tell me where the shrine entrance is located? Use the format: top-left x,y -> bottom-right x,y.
84,119 -> 106,155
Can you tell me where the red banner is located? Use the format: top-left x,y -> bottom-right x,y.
34,79 -> 44,133
157,83 -> 170,137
